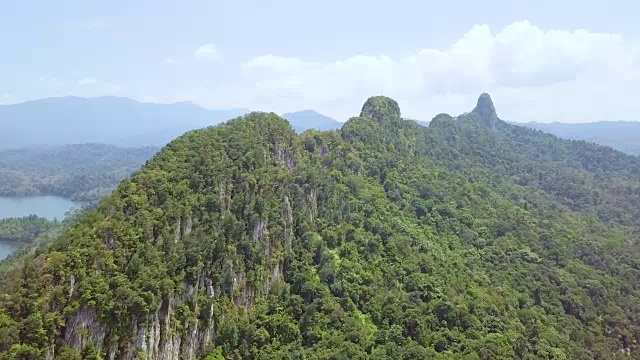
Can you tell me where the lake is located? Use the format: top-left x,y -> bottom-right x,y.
0,195 -> 83,221
0,195 -> 84,261
0,241 -> 19,262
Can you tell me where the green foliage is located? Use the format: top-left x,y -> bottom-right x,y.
53,347 -> 81,360
523,121 -> 640,155
360,96 -> 401,123
0,208 -> 87,282
0,215 -> 58,243
203,347 -> 225,360
1,97 -> 640,359
0,144 -> 157,201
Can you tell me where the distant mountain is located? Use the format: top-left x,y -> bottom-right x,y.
404,118 -> 430,127
0,96 -> 250,149
8,93 -> 640,358
281,110 -> 342,132
521,121 -> 640,155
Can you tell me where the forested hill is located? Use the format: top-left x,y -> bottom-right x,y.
0,144 -> 159,201
3,94 -> 640,359
521,121 -> 640,155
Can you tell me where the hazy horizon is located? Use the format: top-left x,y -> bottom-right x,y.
3,94 -> 640,125
2,0 -> 639,123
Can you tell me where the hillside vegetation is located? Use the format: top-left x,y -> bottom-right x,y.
1,94 -> 640,359
0,209 -> 89,284
0,215 -> 58,243
523,121 -> 640,155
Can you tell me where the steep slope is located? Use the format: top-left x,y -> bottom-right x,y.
1,96 -> 640,359
0,96 -> 249,149
281,110 -> 342,132
0,144 -> 159,201
522,121 -> 640,155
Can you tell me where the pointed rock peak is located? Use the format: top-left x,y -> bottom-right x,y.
360,96 -> 401,123
471,93 -> 499,129
475,93 -> 495,110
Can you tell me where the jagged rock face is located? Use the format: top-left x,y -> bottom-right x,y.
12,113 -> 301,360
360,96 -> 401,123
472,93 -> 499,130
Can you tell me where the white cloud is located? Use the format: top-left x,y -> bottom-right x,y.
241,21 -> 640,122
92,82 -> 121,95
39,76 -> 64,90
75,77 -> 121,95
0,94 -> 12,104
164,56 -> 175,64
78,77 -> 97,85
243,54 -> 307,73
194,44 -> 221,62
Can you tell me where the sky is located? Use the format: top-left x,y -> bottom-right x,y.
1,0 -> 639,123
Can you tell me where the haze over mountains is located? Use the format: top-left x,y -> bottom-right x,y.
0,96 -> 250,149
521,121 -> 640,155
0,96 -> 640,154
0,97 -> 344,149
3,95 -> 640,156
281,110 -> 342,132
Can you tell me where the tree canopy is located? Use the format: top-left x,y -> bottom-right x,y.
0,144 -> 158,201
1,94 -> 639,359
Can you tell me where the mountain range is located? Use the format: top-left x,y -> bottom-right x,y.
3,96 -> 640,156
0,97 -> 344,150
281,110 -> 343,132
2,93 -> 640,359
0,96 -> 249,149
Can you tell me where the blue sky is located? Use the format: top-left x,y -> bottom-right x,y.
1,0 -> 639,122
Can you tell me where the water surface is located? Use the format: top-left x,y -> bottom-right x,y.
0,195 -> 83,261
0,195 -> 82,220
0,241 -> 19,261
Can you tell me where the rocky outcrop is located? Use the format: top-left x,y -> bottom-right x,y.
471,93 -> 499,130
360,96 -> 401,123
62,308 -> 107,354
274,139 -> 296,169
48,277 -> 219,360
43,183 -> 304,360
